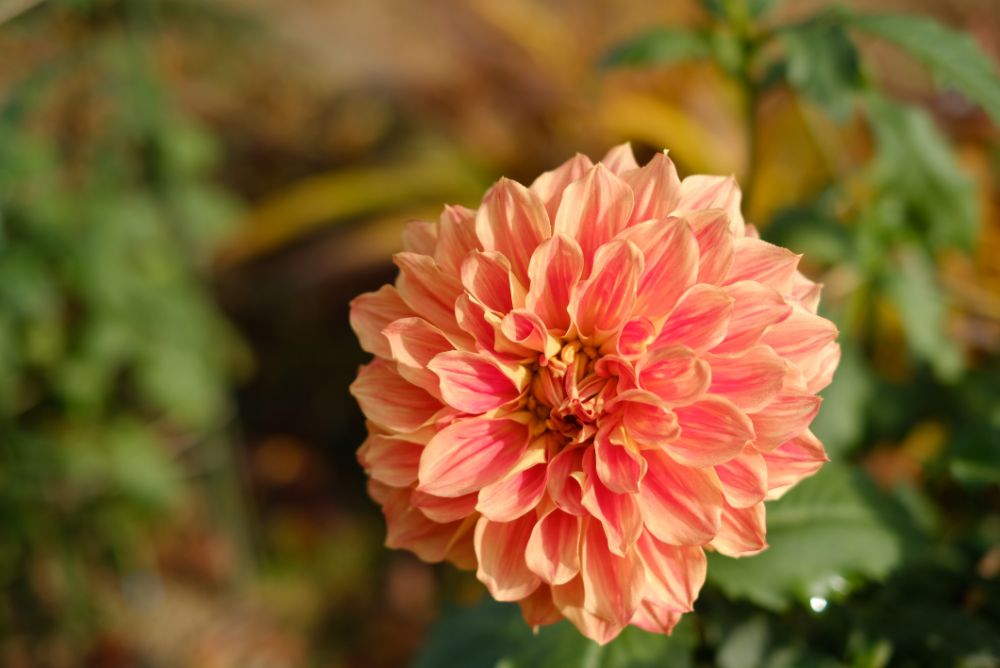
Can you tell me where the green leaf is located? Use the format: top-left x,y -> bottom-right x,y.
851,13 -> 1000,126
884,247 -> 963,382
866,95 -> 978,251
700,0 -> 780,20
707,464 -> 906,611
602,28 -> 712,68
413,598 -> 695,668
781,19 -> 862,120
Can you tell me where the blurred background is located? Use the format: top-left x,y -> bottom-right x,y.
1,0 -> 999,666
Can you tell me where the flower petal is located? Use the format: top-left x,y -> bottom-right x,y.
477,462 -> 547,522
531,153 -> 595,218
686,208 -> 734,285
616,217 -> 698,320
552,577 -> 623,645
394,251 -> 466,339
725,237 -> 800,294
762,430 -> 828,499
418,416 -> 529,497
749,386 -> 822,452
525,234 -> 584,333
630,601 -> 682,635
580,519 -> 645,629
594,423 -> 647,494
499,309 -> 560,358
670,396 -> 755,467
475,514 -> 541,601
435,204 -> 481,274
363,432 -> 424,487
350,359 -> 441,433
547,446 -> 587,516
569,239 -> 643,341
370,480 -> 468,563
475,178 -> 551,285
654,284 -> 733,352
600,143 -> 640,174
410,489 -> 478,522
635,533 -> 707,612
638,450 -> 723,545
384,317 -> 455,395
553,164 -> 634,272
714,444 -> 768,508
350,285 -> 415,358
711,502 -> 767,557
582,449 -> 643,556
675,174 -> 744,236
621,151 -> 682,225
461,250 -> 524,313
525,509 -> 582,585
705,345 -> 787,412
429,351 -> 523,414
402,219 -> 437,255
713,281 -> 793,353
611,390 -> 680,449
637,345 -> 711,407
759,305 -> 839,389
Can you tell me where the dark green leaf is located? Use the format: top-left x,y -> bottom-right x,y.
781,20 -> 862,120
602,28 -> 712,68
708,464 -> 907,610
851,13 -> 1000,126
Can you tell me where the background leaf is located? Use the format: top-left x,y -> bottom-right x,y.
602,28 -> 712,68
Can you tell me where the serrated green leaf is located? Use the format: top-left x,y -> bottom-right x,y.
707,464 -> 905,611
602,28 -> 712,68
851,13 -> 1000,126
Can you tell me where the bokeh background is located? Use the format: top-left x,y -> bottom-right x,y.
1,0 -> 999,666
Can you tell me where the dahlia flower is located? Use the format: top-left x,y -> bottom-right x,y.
351,144 -> 839,644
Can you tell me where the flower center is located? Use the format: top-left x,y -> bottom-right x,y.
525,340 -> 609,446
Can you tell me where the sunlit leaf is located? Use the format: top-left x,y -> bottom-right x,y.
601,28 -> 712,68
781,19 -> 862,121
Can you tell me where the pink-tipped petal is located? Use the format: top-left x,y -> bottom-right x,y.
616,217 -> 698,321
525,509 -> 582,585
622,151 -> 682,225
411,489 -> 479,523
675,174 -> 745,236
475,514 -> 541,601
705,345 -> 787,412
402,220 -> 438,255
749,386 -> 822,452
636,345 -> 712,408
350,285 -> 416,358
475,178 -> 551,285
435,204 -> 481,274
762,430 -> 828,499
669,396 -> 755,468
525,234 -> 584,333
638,450 -> 724,545
418,417 -> 529,497
350,360 -> 441,433
594,424 -> 647,494
547,447 -> 588,516
613,390 -> 681,449
461,250 -> 523,314
384,317 -> 455,395
582,449 -> 643,556
477,462 -> 547,522
631,601 -> 683,635
371,480 -> 468,563
711,502 -> 767,557
614,317 -> 656,358
714,444 -> 768,508
429,351 -> 523,414
654,284 -> 733,352
635,533 -> 707,612
725,237 -> 801,294
713,281 -> 793,353
394,252 -> 466,339
531,153 -> 595,218
363,433 -> 425,487
499,309 -> 560,358
686,209 -> 735,285
570,239 -> 644,341
552,577 -> 624,645
581,520 -> 645,629
553,164 -> 634,271
519,585 -> 563,628
600,143 -> 640,174
760,306 -> 839,387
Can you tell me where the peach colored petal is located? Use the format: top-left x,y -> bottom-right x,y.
725,237 -> 801,294
705,345 -> 787,412
410,489 -> 479,523
749,386 -> 822,452
384,317 -> 454,396
547,446 -> 588,516
476,462 -> 547,522
638,450 -> 723,545
616,217 -> 698,320
630,601 -> 683,635
582,449 -> 642,556
594,423 -> 647,494
402,219 -> 437,255
760,306 -> 839,387
499,309 -> 560,358
435,204 -> 481,274
807,341 -> 841,393
350,285 -> 415,358
570,239 -> 643,341
711,502 -> 767,557
763,430 -> 828,499
611,390 -> 681,449
525,234 -> 584,333
669,396 -> 755,468
418,416 -> 529,497
600,142 -> 640,174
531,152 -> 595,219
363,433 -> 424,487
350,359 -> 441,433
525,508 -> 582,585
552,576 -> 623,645
429,351 -> 522,414
519,584 -> 563,628
713,281 -> 793,353
461,250 -> 524,314
475,514 -> 542,601
553,164 -> 634,272
614,317 -> 656,358
371,480 -> 468,563
394,251 -> 466,339
675,174 -> 745,236
636,345 -> 711,408
654,284 -> 734,351
621,151 -> 682,225
686,209 -> 735,285
714,444 -> 768,508
635,533 -> 707,612
581,519 -> 645,630
476,178 -> 551,285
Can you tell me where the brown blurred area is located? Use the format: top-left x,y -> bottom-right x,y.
1,0 -> 999,666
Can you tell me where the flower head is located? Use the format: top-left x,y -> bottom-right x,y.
351,144 -> 839,644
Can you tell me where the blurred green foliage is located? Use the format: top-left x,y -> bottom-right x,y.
418,1 -> 1000,666
0,0 -> 242,656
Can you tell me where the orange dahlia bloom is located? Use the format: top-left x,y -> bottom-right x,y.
351,144 -> 838,644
